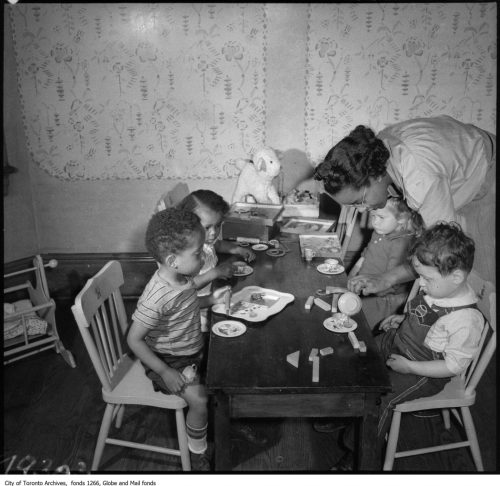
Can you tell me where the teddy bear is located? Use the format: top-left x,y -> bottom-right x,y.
231,146 -> 281,204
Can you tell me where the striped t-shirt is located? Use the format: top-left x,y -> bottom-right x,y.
132,271 -> 203,356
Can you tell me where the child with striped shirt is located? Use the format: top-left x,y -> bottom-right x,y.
127,208 -> 229,469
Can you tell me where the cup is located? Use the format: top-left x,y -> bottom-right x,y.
325,258 -> 340,272
304,248 -> 316,262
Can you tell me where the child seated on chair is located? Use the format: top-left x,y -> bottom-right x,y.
332,221 -> 485,470
348,197 -> 424,330
176,190 -> 255,332
127,208 -> 229,466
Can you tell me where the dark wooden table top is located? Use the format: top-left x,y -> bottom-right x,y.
206,240 -> 391,395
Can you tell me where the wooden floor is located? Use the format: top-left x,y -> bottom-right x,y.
3,301 -> 497,473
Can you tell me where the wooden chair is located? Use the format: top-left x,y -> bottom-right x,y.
71,260 -> 191,471
336,206 -> 359,261
383,271 -> 496,471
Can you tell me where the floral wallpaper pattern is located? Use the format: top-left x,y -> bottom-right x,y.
305,3 -> 497,165
10,3 -> 267,180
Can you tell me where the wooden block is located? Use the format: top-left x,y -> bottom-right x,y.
348,331 -> 360,350
313,297 -> 331,311
286,350 -> 300,368
319,346 -> 334,356
312,356 -> 319,382
359,341 -> 367,353
304,295 -> 314,311
331,293 -> 339,313
308,348 -> 318,361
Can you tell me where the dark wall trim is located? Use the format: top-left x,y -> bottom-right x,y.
4,253 -> 157,302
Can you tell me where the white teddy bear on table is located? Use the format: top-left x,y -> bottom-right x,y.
231,147 -> 282,204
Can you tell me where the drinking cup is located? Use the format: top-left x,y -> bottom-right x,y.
304,248 -> 316,262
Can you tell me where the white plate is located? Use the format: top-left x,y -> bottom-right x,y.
212,320 -> 247,337
323,313 -> 358,333
233,265 -> 254,277
252,243 -> 269,251
316,263 -> 345,275
212,285 -> 295,322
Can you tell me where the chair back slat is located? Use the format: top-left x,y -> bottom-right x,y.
72,261 -> 133,392
463,272 -> 496,394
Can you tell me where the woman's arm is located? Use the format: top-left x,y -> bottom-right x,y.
347,256 -> 364,279
348,263 -> 416,295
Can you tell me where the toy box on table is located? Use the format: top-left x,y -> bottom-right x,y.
221,202 -> 284,242
281,189 -> 320,218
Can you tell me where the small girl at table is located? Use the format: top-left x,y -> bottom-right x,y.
348,197 -> 424,330
176,190 -> 255,332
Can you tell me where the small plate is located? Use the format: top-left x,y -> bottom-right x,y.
316,263 -> 345,275
338,292 -> 362,315
252,243 -> 269,251
233,265 -> 254,277
212,320 -> 247,338
323,313 -> 358,333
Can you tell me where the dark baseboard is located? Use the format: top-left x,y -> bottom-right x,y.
4,253 -> 157,302
5,250 -> 359,304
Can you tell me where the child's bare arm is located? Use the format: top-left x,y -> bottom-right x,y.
198,286 -> 231,308
127,321 -> 186,393
386,354 -> 455,378
215,240 -> 256,262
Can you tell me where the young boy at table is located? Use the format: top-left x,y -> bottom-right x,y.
176,190 -> 255,332
127,208 -> 229,470
332,221 -> 485,470
348,197 -> 424,330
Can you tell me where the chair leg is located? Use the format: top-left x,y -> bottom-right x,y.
383,410 -> 402,471
92,404 -> 115,471
442,409 -> 451,430
460,407 -> 484,471
115,405 -> 125,429
175,408 -> 191,471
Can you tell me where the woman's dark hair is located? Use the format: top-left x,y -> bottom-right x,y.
145,208 -> 202,263
177,189 -> 230,216
313,125 -> 390,194
409,221 -> 475,275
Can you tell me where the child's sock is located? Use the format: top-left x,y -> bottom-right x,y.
186,422 -> 208,454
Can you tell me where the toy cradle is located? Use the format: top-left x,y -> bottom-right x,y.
3,255 -> 75,367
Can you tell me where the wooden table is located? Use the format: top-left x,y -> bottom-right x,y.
206,240 -> 391,471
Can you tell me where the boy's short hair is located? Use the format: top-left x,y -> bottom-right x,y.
145,208 -> 202,263
177,190 -> 230,216
409,221 -> 475,275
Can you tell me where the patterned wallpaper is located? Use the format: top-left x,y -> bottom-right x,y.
305,3 -> 497,164
10,3 -> 267,180
10,3 -> 496,180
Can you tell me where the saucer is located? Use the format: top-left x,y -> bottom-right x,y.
337,292 -> 362,315
212,320 -> 247,337
316,263 -> 345,275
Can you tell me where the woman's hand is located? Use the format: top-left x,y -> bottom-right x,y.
386,354 -> 412,374
379,314 -> 405,332
160,367 -> 188,394
235,246 -> 256,262
348,273 -> 393,295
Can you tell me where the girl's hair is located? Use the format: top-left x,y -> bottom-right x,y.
313,125 -> 390,193
176,189 -> 230,216
145,208 -> 202,263
409,221 -> 475,275
384,197 -> 424,236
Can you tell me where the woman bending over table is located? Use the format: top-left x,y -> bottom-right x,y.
313,115 -> 496,289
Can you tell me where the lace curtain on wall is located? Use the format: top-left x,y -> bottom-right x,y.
305,3 -> 497,165
10,3 -> 267,180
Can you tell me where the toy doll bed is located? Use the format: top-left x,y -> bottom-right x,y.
4,255 -> 75,367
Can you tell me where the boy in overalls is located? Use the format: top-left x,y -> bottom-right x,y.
333,221 -> 485,470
